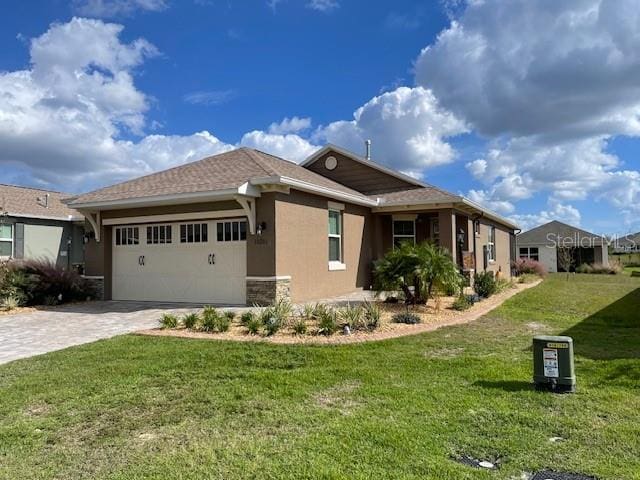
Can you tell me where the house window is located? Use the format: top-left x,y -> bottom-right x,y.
328,209 -> 342,262
0,224 -> 13,258
519,247 -> 539,261
115,227 -> 139,246
488,226 -> 496,261
180,223 -> 208,243
146,225 -> 172,245
474,220 -> 480,236
393,220 -> 415,248
216,220 -> 247,242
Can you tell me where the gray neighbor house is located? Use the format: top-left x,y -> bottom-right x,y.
0,184 -> 85,269
517,220 -> 609,273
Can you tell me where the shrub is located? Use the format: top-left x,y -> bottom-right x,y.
362,300 -> 382,331
292,319 -> 307,335
392,312 -> 421,324
317,308 -> 338,336
200,306 -> 230,332
495,278 -> 514,293
182,312 -> 199,329
1,295 -> 20,311
451,295 -> 472,311
18,259 -> 95,305
512,258 -> 547,277
246,316 -> 261,335
339,303 -> 366,331
576,263 -> 621,275
300,304 -> 315,320
473,271 -> 497,298
160,313 -> 178,329
311,302 -> 331,319
216,315 -> 231,332
264,315 -> 283,336
240,311 -> 255,325
223,310 -> 237,321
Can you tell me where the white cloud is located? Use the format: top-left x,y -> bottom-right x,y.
268,116 -> 312,135
315,86 -> 468,172
240,131 -> 318,162
510,200 -> 582,232
72,0 -> 168,17
306,0 -> 339,12
183,90 -> 237,106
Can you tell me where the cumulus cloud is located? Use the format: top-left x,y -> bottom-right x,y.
315,86 -> 468,172
510,200 -> 582,232
72,0 -> 168,17
240,131 -> 318,162
415,0 -> 640,228
306,0 -> 339,13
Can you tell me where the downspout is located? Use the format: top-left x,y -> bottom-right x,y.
513,228 -> 522,276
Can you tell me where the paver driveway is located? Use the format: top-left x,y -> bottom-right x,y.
0,301 -> 243,365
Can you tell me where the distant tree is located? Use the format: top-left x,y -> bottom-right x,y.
557,248 -> 575,279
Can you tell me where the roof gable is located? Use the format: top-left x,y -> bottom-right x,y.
518,220 -> 605,245
301,144 -> 425,195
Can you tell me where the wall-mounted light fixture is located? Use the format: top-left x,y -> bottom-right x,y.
256,221 -> 267,236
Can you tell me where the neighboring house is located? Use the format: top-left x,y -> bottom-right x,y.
612,232 -> 640,253
67,145 -> 518,305
0,184 -> 85,268
517,220 -> 609,273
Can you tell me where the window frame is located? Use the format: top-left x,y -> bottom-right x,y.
519,246 -> 539,261
216,220 -> 248,242
179,223 -> 208,244
0,223 -> 13,259
114,226 -> 140,246
487,225 -> 496,262
146,224 -> 172,245
392,219 -> 416,248
327,207 -> 346,271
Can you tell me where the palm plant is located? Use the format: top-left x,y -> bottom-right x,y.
374,242 -> 462,306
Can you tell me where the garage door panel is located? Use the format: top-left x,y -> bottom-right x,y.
112,220 -> 246,304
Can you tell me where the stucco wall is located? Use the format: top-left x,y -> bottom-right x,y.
474,220 -> 513,278
274,190 -> 373,302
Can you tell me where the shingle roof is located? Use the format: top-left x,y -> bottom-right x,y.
517,220 -> 605,246
372,186 -> 460,205
70,148 -> 370,206
616,232 -> 640,247
0,184 -> 82,220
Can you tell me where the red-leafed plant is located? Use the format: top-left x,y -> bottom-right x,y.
512,257 -> 547,277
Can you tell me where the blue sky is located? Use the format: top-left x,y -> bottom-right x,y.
0,0 -> 639,235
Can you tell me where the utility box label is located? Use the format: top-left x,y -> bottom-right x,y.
543,348 -> 559,378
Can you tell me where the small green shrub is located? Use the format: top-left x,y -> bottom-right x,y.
201,306 -> 229,332
182,312 -> 199,329
1,295 -> 20,311
217,315 -> 231,332
292,319 -> 307,335
576,263 -> 621,275
223,310 -> 236,321
495,278 -> 514,293
246,316 -> 261,335
392,312 -> 421,324
240,311 -> 255,325
263,315 -> 283,336
362,300 -> 382,331
300,304 -> 315,320
312,302 -> 331,319
317,308 -> 338,336
339,303 -> 365,331
160,313 -> 178,329
451,295 -> 472,311
473,271 -> 497,298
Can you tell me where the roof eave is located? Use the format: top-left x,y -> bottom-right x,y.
4,212 -> 84,222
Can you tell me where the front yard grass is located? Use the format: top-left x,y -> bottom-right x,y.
0,274 -> 638,479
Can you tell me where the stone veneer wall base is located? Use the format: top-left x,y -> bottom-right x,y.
246,276 -> 291,306
82,276 -> 105,301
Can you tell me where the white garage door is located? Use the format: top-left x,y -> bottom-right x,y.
112,219 -> 247,304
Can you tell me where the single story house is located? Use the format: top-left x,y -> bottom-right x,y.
517,220 -> 609,273
0,184 -> 85,268
67,145 -> 518,305
612,232 -> 640,253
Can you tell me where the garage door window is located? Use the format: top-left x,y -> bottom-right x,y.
180,223 -> 208,243
115,227 -> 139,246
217,220 -> 247,242
147,225 -> 172,245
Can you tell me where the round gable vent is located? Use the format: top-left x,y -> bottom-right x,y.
325,155 -> 337,170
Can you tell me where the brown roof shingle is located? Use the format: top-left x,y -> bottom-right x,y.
0,184 -> 82,220
70,148 -> 370,206
372,186 -> 460,205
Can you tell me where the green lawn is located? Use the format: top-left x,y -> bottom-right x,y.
1,275 -> 639,480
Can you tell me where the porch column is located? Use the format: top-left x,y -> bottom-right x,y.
438,209 -> 456,260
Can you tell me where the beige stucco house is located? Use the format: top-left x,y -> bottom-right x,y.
67,145 -> 518,305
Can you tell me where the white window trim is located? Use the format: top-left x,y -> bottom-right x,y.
114,226 -> 140,246
328,208 -> 344,269
487,226 -> 496,262
0,223 -> 13,259
215,219 -> 248,243
146,224 -> 173,246
392,218 -> 416,248
179,222 -> 209,244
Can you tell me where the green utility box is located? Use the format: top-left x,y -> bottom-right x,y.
533,335 -> 576,393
